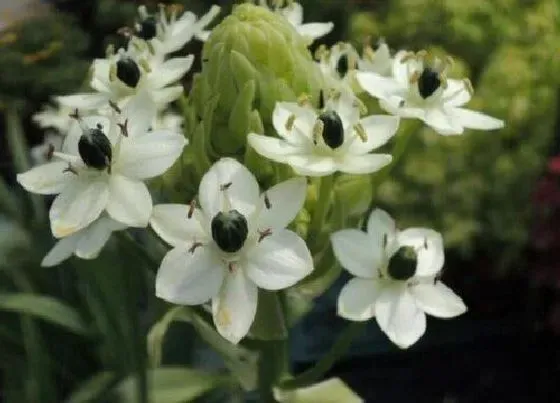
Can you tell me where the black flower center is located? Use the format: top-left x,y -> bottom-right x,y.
318,110 -> 344,149
116,58 -> 141,88
78,124 -> 112,170
336,54 -> 349,78
211,210 -> 249,253
417,67 -> 441,99
138,16 -> 157,40
387,247 -> 416,281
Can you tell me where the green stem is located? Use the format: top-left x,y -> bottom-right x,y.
257,338 -> 290,402
308,175 -> 335,242
279,322 -> 365,390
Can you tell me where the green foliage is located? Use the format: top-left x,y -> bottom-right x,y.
349,0 -> 560,267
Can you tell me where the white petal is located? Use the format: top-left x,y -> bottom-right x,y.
280,2 -> 303,26
296,22 -> 334,40
212,269 -> 258,344
90,59 -> 111,93
379,97 -> 425,119
75,217 -> 125,259
55,93 -> 109,110
245,229 -> 313,290
287,154 -> 337,177
348,115 -> 400,154
41,236 -> 79,267
152,86 -> 183,107
116,130 -> 187,179
150,204 -> 208,248
442,79 -> 471,107
247,134 -> 299,163
337,277 -> 381,321
156,246 -> 225,305
397,228 -> 444,277
374,286 -> 426,349
356,72 -> 403,100
272,102 -> 316,143
17,161 -> 75,195
50,178 -> 109,238
330,229 -> 382,278
410,281 -> 467,318
367,208 -> 398,256
337,153 -> 392,175
106,175 -> 152,227
121,91 -> 157,137
149,56 -> 194,89
198,158 -> 260,218
449,108 -> 505,131
391,51 -> 411,85
257,177 -> 307,231
195,5 -> 221,31
423,108 -> 464,135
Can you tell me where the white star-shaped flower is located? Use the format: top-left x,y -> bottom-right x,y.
356,51 -> 505,135
41,214 -> 126,267
316,42 -> 360,95
331,209 -> 467,349
248,92 -> 400,176
357,41 -> 393,77
259,0 -> 333,43
135,4 -> 221,55
17,98 -> 188,238
56,42 -> 193,115
151,158 -> 313,344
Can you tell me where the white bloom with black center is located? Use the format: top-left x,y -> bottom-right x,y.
135,4 -> 221,55
41,215 -> 127,267
316,42 -> 360,95
56,43 -> 193,115
17,99 -> 187,238
259,0 -> 333,43
151,158 -> 313,344
331,209 -> 467,349
356,51 -> 505,135
248,91 -> 399,176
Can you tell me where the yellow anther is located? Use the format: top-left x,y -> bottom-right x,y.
314,44 -> 328,61
416,49 -> 428,60
409,70 -> 420,84
400,51 -> 417,63
363,45 -> 376,62
297,93 -> 311,106
353,98 -> 368,115
139,59 -> 151,73
328,89 -> 342,101
109,64 -> 117,82
312,119 -> 324,145
354,123 -> 368,143
285,114 -> 296,131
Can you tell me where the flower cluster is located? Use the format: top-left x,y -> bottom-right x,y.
17,1 -> 505,351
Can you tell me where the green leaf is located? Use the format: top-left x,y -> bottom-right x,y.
0,293 -> 90,336
274,378 -> 363,403
116,367 -> 229,403
147,306 -> 190,367
65,372 -> 117,403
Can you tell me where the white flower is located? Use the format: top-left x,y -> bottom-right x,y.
56,43 -> 193,115
41,215 -> 126,267
17,98 -> 187,238
152,158 -> 313,344
332,209 -> 467,349
259,0 -> 333,43
32,103 -> 73,133
356,51 -> 505,135
248,91 -> 399,176
358,41 -> 393,77
316,42 -> 360,95
136,4 -> 221,55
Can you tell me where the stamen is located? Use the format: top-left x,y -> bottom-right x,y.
382,233 -> 388,248
463,78 -> 474,96
297,93 -> 311,107
220,182 -> 232,191
400,51 -> 416,63
139,59 -> 151,73
258,228 -> 272,242
63,163 -> 78,175
352,98 -> 368,115
354,123 -> 368,143
423,237 -> 428,249
285,114 -> 296,132
228,262 -> 235,273
109,100 -> 121,114
109,64 -> 117,82
312,119 -> 324,145
188,199 -> 196,219
117,119 -> 129,137
314,44 -> 328,61
416,49 -> 428,60
409,70 -> 420,85
188,241 -> 203,254
264,193 -> 271,209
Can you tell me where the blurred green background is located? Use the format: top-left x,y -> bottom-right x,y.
0,0 -> 559,402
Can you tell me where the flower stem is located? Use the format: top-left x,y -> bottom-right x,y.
278,322 -> 365,390
257,338 -> 290,402
308,175 -> 335,243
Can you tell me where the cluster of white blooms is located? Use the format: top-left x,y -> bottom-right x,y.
17,1 -> 504,348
